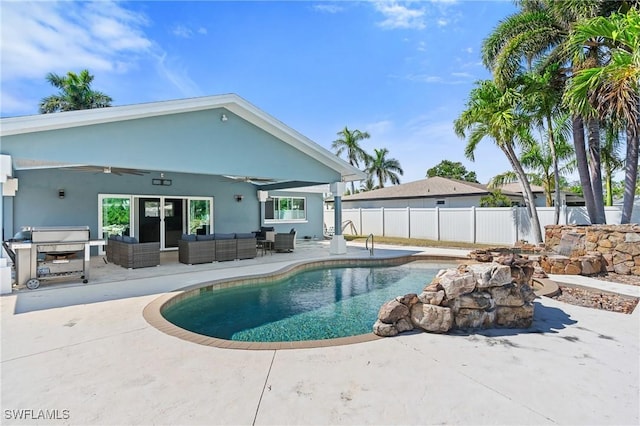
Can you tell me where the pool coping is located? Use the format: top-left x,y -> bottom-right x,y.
143,254 -> 559,350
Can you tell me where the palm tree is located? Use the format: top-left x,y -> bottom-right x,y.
454,79 -> 544,243
39,69 -> 112,113
564,8 -> 640,223
520,132 -> 575,209
331,127 -> 371,194
360,175 -> 378,192
518,65 -> 573,223
482,0 -> 611,224
366,148 -> 403,189
600,124 -> 625,206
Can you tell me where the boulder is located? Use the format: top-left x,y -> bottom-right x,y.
395,293 -> 418,307
410,303 -> 453,333
495,304 -> 534,328
396,318 -> 414,333
438,270 -> 476,299
378,300 -> 410,324
466,263 -> 512,288
454,291 -> 493,310
454,308 -> 496,329
490,284 -> 525,307
418,290 -> 445,306
373,319 -> 398,337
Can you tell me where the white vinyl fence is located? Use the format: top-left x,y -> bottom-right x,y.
325,206 -> 624,245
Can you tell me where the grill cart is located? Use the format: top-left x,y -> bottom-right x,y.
3,226 -> 105,289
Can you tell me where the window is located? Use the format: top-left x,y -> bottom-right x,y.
265,196 -> 306,221
436,200 -> 445,205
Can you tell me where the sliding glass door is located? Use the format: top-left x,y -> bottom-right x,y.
98,195 -> 213,252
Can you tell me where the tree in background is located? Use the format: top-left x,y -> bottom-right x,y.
454,79 -> 544,243
360,176 -> 378,192
480,190 -> 512,207
39,69 -> 112,113
332,127 -> 371,194
366,148 -> 403,189
426,160 -> 479,182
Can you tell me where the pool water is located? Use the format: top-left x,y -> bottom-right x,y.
162,261 -> 455,342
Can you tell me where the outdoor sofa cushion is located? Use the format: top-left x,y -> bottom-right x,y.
214,233 -> 235,240
196,234 -> 215,241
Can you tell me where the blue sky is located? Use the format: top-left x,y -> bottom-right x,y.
1,0 -> 519,184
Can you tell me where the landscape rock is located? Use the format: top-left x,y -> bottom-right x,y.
373,260 -> 537,337
454,308 -> 496,329
373,320 -> 398,337
418,290 -> 445,306
495,304 -> 534,328
466,263 -> 512,288
410,303 -> 453,333
378,300 -> 410,324
438,270 -> 476,299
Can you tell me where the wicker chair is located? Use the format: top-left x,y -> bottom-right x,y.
274,231 -> 296,252
178,239 -> 215,265
107,238 -> 160,269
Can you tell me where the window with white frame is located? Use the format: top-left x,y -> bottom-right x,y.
265,196 -> 306,221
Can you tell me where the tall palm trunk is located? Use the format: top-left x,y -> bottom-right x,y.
587,118 -> 606,223
546,113 -> 562,224
572,116 -> 599,223
621,124 -> 639,224
502,144 -> 544,244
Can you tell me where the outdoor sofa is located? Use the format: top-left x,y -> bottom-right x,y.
178,233 -> 257,265
106,235 -> 160,269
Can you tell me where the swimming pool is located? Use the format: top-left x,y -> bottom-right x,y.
161,260 -> 457,343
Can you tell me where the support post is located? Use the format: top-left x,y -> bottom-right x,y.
0,154 -> 13,294
329,182 -> 346,254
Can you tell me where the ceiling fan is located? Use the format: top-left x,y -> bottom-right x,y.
61,165 -> 149,176
224,175 -> 276,184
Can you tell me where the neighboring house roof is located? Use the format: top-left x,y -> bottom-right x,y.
342,176 -> 521,201
499,182 -> 545,194
0,94 -> 366,183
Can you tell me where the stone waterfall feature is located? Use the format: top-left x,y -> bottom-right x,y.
373,261 -> 537,337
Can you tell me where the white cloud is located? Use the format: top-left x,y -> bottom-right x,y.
197,27 -> 208,35
312,4 -> 344,14
0,1 -> 151,80
0,1 -> 202,115
172,25 -> 193,38
374,1 -> 426,30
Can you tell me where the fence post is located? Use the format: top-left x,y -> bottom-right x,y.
381,207 -> 385,237
436,206 -> 440,241
407,206 -> 411,239
471,206 -> 476,244
359,208 -> 363,235
512,206 -> 519,244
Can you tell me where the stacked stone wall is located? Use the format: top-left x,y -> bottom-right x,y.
544,224 -> 640,276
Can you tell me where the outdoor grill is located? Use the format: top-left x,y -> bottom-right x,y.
3,226 -> 104,289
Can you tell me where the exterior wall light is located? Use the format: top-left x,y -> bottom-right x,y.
58,189 -> 65,199
234,194 -> 244,202
221,113 -> 228,122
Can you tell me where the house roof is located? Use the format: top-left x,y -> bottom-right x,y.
0,94 -> 366,182
342,176 -> 521,201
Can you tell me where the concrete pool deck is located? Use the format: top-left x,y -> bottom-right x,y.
1,241 -> 638,425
